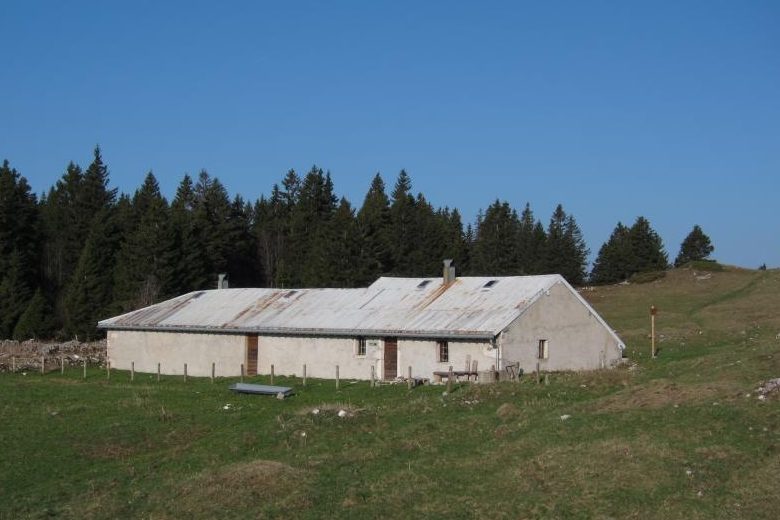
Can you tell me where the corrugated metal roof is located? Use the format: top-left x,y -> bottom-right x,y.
97,275 -> 581,339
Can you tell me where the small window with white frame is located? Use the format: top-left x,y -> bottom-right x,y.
356,337 -> 367,357
538,339 -> 549,360
437,340 -> 449,362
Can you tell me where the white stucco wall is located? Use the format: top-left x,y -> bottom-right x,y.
107,330 -> 496,381
398,338 -> 495,379
107,330 -> 246,377
500,281 -> 623,372
256,335 -> 382,380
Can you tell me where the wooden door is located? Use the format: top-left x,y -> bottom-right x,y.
384,338 -> 398,380
246,335 -> 258,376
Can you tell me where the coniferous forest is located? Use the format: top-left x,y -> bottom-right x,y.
1,148 -> 709,341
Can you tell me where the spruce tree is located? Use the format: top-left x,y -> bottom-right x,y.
592,217 -> 668,284
112,172 -> 174,312
63,208 -> 120,340
388,170 -> 417,275
0,161 -> 40,337
13,289 -> 54,340
543,204 -> 588,285
0,250 -> 33,338
470,200 -> 521,275
356,173 -> 392,282
628,216 -> 668,273
169,175 -> 210,293
40,162 -> 84,293
674,225 -> 714,266
591,222 -> 633,284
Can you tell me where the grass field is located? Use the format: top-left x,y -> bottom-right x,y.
1,266 -> 779,519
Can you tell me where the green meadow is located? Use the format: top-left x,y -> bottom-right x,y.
2,266 -> 778,519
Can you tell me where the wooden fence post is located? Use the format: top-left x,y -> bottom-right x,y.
407,366 -> 412,389
83,359 -> 86,379
157,363 -> 161,382
447,365 -> 453,393
61,356 -> 65,375
211,362 -> 215,383
241,363 -> 244,383
41,356 -> 45,375
184,363 -> 188,382
536,361 -> 540,384
370,365 -> 375,388
131,361 -> 135,382
12,356 -> 15,372
107,361 -> 110,380
302,364 -> 307,386
335,365 -> 340,389
271,364 -> 275,385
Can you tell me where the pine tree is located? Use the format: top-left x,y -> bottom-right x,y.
294,167 -> 339,286
192,170 -> 233,282
0,250 -> 33,338
320,198 -> 363,287
542,205 -> 588,285
0,161 -> 40,337
13,289 -> 54,340
591,222 -> 633,284
628,216 -> 668,273
112,172 -> 174,312
591,217 -> 668,284
517,203 -> 546,274
224,195 -> 260,287
470,200 -> 521,275
167,174 -> 210,293
40,162 -> 84,292
356,173 -> 392,283
674,225 -> 714,266
63,209 -> 120,340
388,170 -> 417,275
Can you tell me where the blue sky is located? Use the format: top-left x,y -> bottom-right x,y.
2,1 -> 778,268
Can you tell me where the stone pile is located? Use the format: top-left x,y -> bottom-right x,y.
0,339 -> 107,372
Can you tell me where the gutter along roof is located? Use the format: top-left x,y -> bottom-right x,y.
98,275 -> 576,340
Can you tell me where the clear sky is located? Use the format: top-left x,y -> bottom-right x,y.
2,1 -> 778,268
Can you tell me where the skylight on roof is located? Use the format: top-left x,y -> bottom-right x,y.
417,280 -> 432,289
482,280 -> 498,289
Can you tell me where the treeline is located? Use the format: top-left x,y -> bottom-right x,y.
1,148 -> 713,341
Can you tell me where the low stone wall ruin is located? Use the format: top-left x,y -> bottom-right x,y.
0,339 -> 107,373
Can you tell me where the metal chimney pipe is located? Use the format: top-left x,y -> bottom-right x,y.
443,259 -> 455,285
217,273 -> 229,289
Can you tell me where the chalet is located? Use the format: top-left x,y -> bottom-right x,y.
98,261 -> 624,380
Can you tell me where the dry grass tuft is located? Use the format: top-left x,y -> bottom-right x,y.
169,459 -> 312,517
496,402 -> 521,421
590,378 -> 737,413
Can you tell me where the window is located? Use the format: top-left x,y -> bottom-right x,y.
482,279 -> 498,289
538,339 -> 549,360
437,340 -> 449,362
356,337 -> 367,357
417,280 -> 432,289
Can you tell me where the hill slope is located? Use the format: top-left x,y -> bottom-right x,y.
1,266 -> 778,519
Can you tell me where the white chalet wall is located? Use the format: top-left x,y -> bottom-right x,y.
500,282 -> 622,372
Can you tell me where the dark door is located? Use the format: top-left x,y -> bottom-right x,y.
384,338 -> 398,379
246,335 -> 258,376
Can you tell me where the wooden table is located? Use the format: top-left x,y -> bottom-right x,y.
433,370 -> 478,383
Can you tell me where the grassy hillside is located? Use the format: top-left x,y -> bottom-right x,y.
1,266 -> 778,519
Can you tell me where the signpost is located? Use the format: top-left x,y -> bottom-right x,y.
650,305 -> 657,358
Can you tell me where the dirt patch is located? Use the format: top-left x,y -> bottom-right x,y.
589,379 -> 736,413
168,459 -> 312,517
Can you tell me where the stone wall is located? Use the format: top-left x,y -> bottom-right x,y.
0,339 -> 107,372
